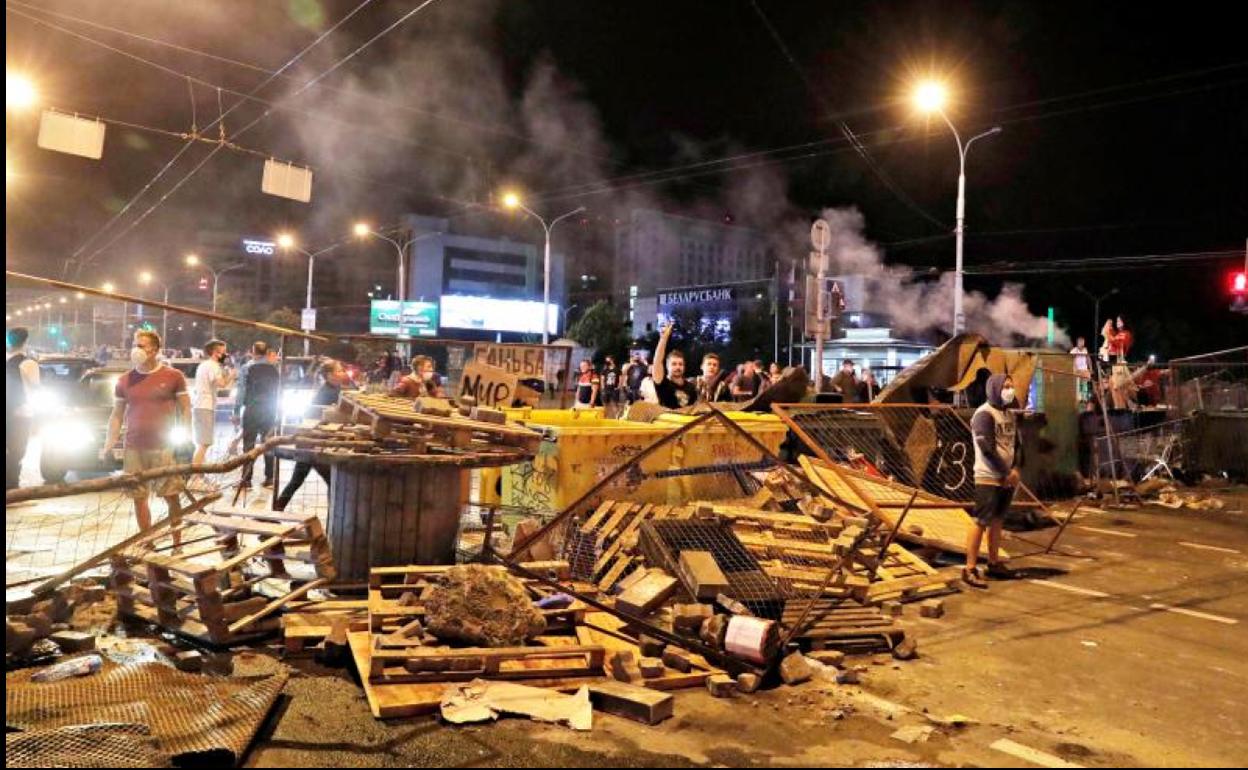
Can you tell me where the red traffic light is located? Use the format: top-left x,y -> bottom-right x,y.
1233,272 -> 1247,294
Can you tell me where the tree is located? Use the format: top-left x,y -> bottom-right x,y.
568,301 -> 632,363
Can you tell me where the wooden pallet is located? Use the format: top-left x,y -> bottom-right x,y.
335,392 -> 541,452
110,508 -> 335,646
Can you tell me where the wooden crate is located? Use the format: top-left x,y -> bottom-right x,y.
110,508 -> 335,646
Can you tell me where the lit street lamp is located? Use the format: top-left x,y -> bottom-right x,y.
500,192 -> 586,344
139,270 -> 170,346
6,72 -> 37,110
185,254 -> 245,339
913,80 -> 1001,336
278,233 -> 342,355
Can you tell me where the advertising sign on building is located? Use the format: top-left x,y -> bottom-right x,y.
369,300 -> 439,337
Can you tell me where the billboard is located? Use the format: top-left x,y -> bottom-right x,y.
369,300 -> 439,337
440,295 -> 557,335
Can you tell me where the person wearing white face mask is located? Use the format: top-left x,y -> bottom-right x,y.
101,330 -> 192,539
963,373 -> 1020,588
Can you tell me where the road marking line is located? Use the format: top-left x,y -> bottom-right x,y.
1028,579 -> 1110,598
1178,541 -> 1240,555
1076,526 -> 1137,538
990,738 -> 1085,768
1148,603 -> 1238,625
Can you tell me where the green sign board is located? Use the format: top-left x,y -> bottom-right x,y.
369,300 -> 439,337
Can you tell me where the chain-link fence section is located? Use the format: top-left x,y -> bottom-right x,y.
1168,347 -> 1248,415
770,403 -> 1048,513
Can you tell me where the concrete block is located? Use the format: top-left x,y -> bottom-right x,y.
779,652 -> 814,685
615,570 -> 679,617
49,630 -> 95,653
808,650 -> 845,668
891,637 -> 919,660
736,672 -> 762,693
677,550 -> 730,600
638,634 -> 666,658
672,603 -> 714,635
588,680 -> 674,725
660,648 -> 692,673
610,650 -> 643,683
706,673 -> 737,698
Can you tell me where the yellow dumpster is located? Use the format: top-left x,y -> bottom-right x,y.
490,412 -> 788,511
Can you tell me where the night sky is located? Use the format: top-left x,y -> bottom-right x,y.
6,0 -> 1246,356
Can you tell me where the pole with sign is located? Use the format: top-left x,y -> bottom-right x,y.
810,219 -> 830,392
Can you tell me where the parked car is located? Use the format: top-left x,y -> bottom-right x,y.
37,365 -> 195,483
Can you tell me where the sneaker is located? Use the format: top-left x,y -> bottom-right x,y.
961,567 -> 988,589
261,479 -> 275,489
986,562 -> 1014,580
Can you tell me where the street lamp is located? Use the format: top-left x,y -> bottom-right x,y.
185,253 -> 245,339
353,223 -> 442,317
500,191 -> 586,344
913,80 -> 1001,336
139,270 -> 170,346
278,233 -> 342,355
6,73 -> 37,110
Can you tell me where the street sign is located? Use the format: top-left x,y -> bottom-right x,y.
301,307 -> 317,331
810,218 -> 831,254
804,276 -> 845,330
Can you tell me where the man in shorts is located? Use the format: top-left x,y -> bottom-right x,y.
191,339 -> 234,468
102,330 -> 192,537
964,373 -> 1020,588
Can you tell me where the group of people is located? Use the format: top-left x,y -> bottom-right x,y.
826,359 -> 881,403
569,325 -> 790,412
1069,315 -> 1154,412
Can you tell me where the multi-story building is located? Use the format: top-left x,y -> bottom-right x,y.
405,214 -> 565,339
614,208 -> 776,335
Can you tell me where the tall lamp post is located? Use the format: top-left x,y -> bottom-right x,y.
913,81 -> 1001,336
185,254 -> 245,339
278,233 -> 341,355
138,270 -> 170,347
500,192 -> 586,345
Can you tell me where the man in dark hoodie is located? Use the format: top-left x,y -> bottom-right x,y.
964,372 -> 1020,588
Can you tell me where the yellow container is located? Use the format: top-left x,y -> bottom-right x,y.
495,412 -> 788,511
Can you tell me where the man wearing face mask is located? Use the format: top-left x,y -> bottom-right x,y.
964,373 -> 1020,588
191,340 -> 235,470
102,330 -> 192,536
275,359 -> 350,511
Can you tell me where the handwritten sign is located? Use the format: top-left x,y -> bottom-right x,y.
459,362 -> 532,408
474,344 -> 546,380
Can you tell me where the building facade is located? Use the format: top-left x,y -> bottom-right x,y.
615,208 -> 776,335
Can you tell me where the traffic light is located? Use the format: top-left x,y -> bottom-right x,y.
1232,271 -> 1247,295
198,276 -> 209,291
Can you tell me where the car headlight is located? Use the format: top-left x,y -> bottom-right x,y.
28,390 -> 64,415
42,420 -> 94,449
169,426 -> 191,446
282,389 -> 314,415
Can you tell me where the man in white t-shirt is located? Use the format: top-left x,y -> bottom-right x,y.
1070,336 -> 1091,401
191,340 -> 234,466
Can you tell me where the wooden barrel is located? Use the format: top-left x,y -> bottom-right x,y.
326,464 -> 468,582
